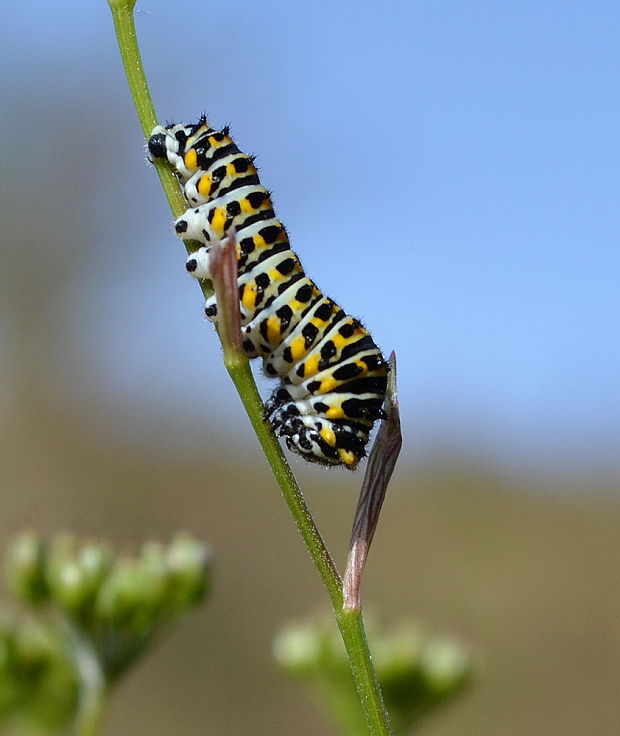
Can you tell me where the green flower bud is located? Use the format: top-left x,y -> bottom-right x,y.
46,540 -> 113,619
0,615 -> 77,730
373,623 -> 424,673
165,534 -> 211,610
419,636 -> 474,696
6,533 -> 49,604
50,562 -> 90,615
135,543 -> 172,616
273,622 -> 325,675
372,621 -> 474,731
95,560 -> 145,627
78,542 -> 114,595
45,534 -> 78,597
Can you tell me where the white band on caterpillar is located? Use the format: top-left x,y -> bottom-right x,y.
185,247 -> 211,279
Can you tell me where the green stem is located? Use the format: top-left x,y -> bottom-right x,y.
336,608 -> 390,736
107,4 -> 392,734
108,0 -> 341,612
108,0 -> 190,223
63,621 -> 109,736
75,676 -> 108,736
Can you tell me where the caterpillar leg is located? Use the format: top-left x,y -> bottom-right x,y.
186,247 -> 211,279
266,393 -> 367,469
185,247 -> 218,322
280,414 -> 366,469
185,241 -> 246,325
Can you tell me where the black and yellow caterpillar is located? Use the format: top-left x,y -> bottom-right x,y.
148,116 -> 388,469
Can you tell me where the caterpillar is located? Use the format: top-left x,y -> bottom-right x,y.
148,116 -> 389,469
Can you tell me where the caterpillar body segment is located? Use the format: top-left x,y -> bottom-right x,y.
148,117 -> 388,469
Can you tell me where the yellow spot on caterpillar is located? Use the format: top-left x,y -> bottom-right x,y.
326,406 -> 345,419
320,427 -> 336,446
332,332 -> 349,351
289,336 -> 306,362
242,285 -> 257,310
269,269 -> 283,282
198,174 -> 212,197
318,377 -> 337,394
210,208 -> 227,237
338,448 -> 356,466
184,149 -> 198,171
266,316 -> 281,343
226,163 -> 237,177
241,198 -> 256,214
304,354 -> 320,377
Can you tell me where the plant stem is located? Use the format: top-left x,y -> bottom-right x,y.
107,4 -> 393,734
63,621 -> 108,736
75,676 -> 108,736
107,0 -> 342,612
336,608 -> 391,736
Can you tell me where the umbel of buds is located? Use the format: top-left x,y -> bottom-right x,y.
5,532 -> 211,684
273,613 -> 475,735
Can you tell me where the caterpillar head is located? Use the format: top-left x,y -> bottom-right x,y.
148,119 -> 212,178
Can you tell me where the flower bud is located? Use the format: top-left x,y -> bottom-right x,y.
6,533 -> 49,605
165,534 -> 211,610
134,543 -> 171,617
273,623 -> 325,676
45,534 -> 77,595
95,560 -> 144,627
373,621 -> 474,730
0,615 -> 77,730
78,543 -> 113,595
46,541 -> 112,619
419,636 -> 474,696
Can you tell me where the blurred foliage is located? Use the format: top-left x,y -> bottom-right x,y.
0,532 -> 212,734
274,613 -> 474,735
0,613 -> 77,734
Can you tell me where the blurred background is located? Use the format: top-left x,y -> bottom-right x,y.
1,0 -> 619,734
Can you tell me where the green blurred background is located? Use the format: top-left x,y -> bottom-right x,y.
2,1 -> 619,734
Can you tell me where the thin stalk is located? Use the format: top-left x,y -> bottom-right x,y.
107,0 -> 341,608
63,621 -> 108,736
108,0 -> 187,220
107,3 -> 392,734
336,608 -> 390,736
74,676 -> 108,736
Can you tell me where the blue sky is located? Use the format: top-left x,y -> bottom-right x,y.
2,1 -> 619,476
